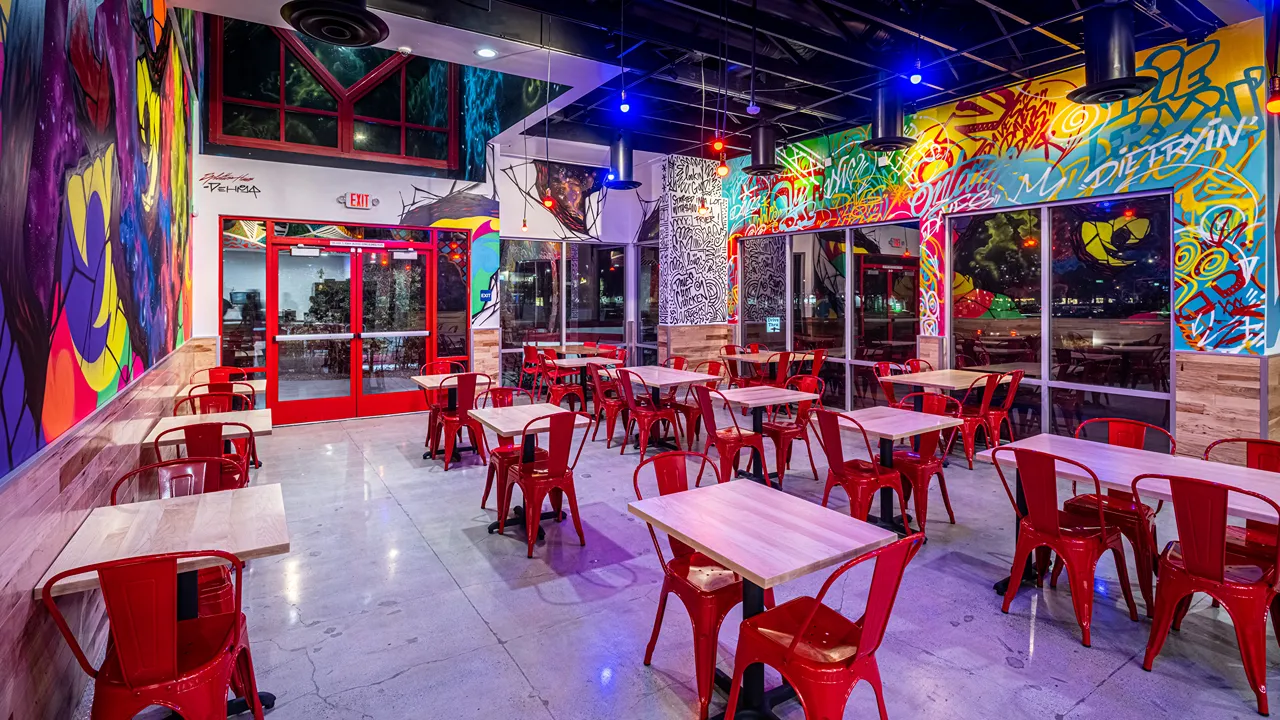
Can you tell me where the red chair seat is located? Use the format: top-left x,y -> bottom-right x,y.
749,596 -> 861,664
839,457 -> 897,481
668,552 -> 741,594
1165,540 -> 1276,585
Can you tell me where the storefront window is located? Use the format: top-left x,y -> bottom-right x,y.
500,239 -> 561,349
638,245 -> 659,344
566,244 -> 626,345
852,223 -> 920,363
221,219 -> 267,374
742,236 -> 788,350
791,232 -> 846,357
949,210 -> 1041,373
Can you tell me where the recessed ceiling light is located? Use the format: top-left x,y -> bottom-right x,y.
475,48 -> 498,59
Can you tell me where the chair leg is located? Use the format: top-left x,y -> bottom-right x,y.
1171,594 -> 1194,631
937,470 -> 956,523
863,657 -> 891,720
643,582 -> 671,665
821,472 -> 836,507
1225,597 -> 1272,715
1050,555 -> 1065,588
524,487 -> 545,557
564,484 -> 586,546
482,459 -> 496,508
802,435 -> 821,483
909,473 -> 930,536
1002,539 -> 1034,613
1143,585 -> 1184,670
1132,529 -> 1156,618
605,407 -> 619,449
690,606 -> 727,720
1063,554 -> 1100,647
442,425 -> 458,471
1110,543 -> 1139,622
773,438 -> 790,487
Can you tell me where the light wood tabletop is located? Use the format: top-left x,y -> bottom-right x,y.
180,378 -> 267,397
536,344 -> 604,356
717,385 -> 820,409
36,483 -> 291,599
145,409 -> 273,447
628,480 -> 897,588
412,374 -> 495,391
888,369 -> 1011,391
552,357 -> 619,369
720,351 -> 816,364
469,403 -> 591,438
974,434 -> 1280,523
616,365 -> 721,389
839,406 -> 962,441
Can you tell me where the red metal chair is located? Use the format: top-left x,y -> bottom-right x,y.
985,369 -> 1025,445
1134,473 -> 1280,715
174,392 -> 252,417
598,343 -> 618,356
635,451 -> 775,720
808,348 -> 827,377
903,358 -> 932,373
110,458 -> 247,618
477,387 -> 545,510
952,372 -> 1002,469
420,359 -> 467,450
617,368 -> 683,460
871,361 -> 903,405
762,376 -> 823,487
721,344 -> 752,390
611,346 -> 628,363
154,422 -> 254,490
539,352 -> 585,410
1206,439 -> 1280,559
692,385 -> 768,486
662,356 -> 688,370
723,535 -> 923,720
42,550 -> 267,719
587,362 -> 626,447
519,345 -> 542,394
1062,417 -> 1174,616
190,366 -> 248,384
892,393 -> 960,534
813,409 -> 907,522
503,411 -> 593,557
583,341 -> 598,349
672,361 -> 722,444
430,373 -> 490,471
991,447 -> 1139,646
748,343 -> 767,352
189,381 -> 257,408
749,351 -> 793,389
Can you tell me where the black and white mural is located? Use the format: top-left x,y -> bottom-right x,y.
741,236 -> 788,322
658,156 -> 728,325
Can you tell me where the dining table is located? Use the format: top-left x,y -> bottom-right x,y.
716,386 -> 820,484
470,403 -> 592,539
37,482 -> 291,714
146,408 -> 274,448
551,356 -> 619,401
628,480 -> 897,720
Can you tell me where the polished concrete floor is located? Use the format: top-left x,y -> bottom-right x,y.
125,407 -> 1276,718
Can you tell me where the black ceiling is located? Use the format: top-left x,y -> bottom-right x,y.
382,0 -> 1226,158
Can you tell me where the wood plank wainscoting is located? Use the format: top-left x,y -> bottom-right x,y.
1173,351 -> 1276,465
657,323 -> 733,368
472,327 -> 500,380
916,336 -> 944,371
0,337 -> 216,719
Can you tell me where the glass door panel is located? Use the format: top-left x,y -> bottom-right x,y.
436,231 -> 470,363
273,247 -> 355,418
567,244 -> 626,345
361,250 -> 429,396
742,236 -> 787,350
949,210 -> 1042,371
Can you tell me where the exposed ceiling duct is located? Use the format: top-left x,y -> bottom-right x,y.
280,0 -> 389,47
860,79 -> 914,153
743,124 -> 783,176
606,131 -> 643,189
1066,2 -> 1156,105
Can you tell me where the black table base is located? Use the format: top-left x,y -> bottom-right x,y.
486,434 -> 568,543
708,580 -> 797,720
993,468 -> 1040,593
863,438 -> 913,536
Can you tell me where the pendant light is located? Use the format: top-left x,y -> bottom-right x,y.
743,124 -> 782,176
1066,3 -> 1156,105
541,21 -> 555,211
606,130 -> 642,189
860,75 -> 914,153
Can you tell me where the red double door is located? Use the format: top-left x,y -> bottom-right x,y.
265,232 -> 469,425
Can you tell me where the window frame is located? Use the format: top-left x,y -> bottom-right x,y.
208,16 -> 459,170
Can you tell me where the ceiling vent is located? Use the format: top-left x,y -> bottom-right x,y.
1066,3 -> 1155,105
743,124 -> 783,176
606,131 -> 643,190
860,80 -> 914,153
281,0 -> 389,48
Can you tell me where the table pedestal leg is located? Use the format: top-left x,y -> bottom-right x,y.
735,407 -> 781,486
487,434 -> 562,541
710,580 -> 795,720
425,387 -> 479,461
993,469 -> 1039,593
864,437 -> 912,536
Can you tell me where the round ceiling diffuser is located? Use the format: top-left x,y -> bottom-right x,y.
743,125 -> 783,176
1065,4 -> 1155,105
860,81 -> 915,153
281,0 -> 389,48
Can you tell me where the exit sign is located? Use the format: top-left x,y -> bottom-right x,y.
345,192 -> 371,209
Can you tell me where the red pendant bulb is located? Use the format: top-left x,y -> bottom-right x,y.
1268,76 -> 1280,114
716,155 -> 730,178
521,217 -> 529,232
542,194 -> 555,209
711,138 -> 725,152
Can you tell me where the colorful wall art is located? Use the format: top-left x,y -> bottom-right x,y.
725,19 -> 1268,354
0,0 -> 193,481
660,155 -> 728,324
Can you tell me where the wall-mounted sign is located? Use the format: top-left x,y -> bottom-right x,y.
338,192 -> 380,209
332,240 -> 385,249
391,250 -> 418,260
766,316 -> 781,333
199,172 -> 260,197
479,289 -> 494,302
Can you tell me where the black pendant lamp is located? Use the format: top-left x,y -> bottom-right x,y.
743,124 -> 783,176
281,0 -> 389,48
606,131 -> 642,189
1066,3 -> 1155,105
860,77 -> 914,153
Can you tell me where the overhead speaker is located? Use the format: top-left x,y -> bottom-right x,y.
743,124 -> 783,176
1066,3 -> 1155,105
606,131 -> 642,189
281,0 -> 389,48
860,80 -> 914,153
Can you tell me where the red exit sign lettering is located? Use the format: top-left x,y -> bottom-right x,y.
345,192 -> 371,209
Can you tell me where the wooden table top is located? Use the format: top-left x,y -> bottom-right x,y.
974,434 -> 1280,523
36,483 -> 291,599
469,403 -> 591,438
839,406 -> 963,441
717,386 -> 821,409
888,369 -> 1010,391
617,365 -> 721,389
720,351 -> 816,364
145,409 -> 273,447
411,374 -> 495,391
179,378 -> 267,397
537,344 -> 604,356
628,480 -> 897,588
552,357 -> 619,369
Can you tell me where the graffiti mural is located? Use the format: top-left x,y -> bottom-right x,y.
500,159 -> 609,241
725,19 -> 1267,354
0,0 -> 192,479
660,155 -> 728,324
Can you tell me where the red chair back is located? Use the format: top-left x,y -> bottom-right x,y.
189,381 -> 256,399
421,360 -> 466,375
691,385 -> 746,439
1133,474 -> 1280,582
442,372 -> 485,412
784,375 -> 824,426
193,366 -> 248,384
763,352 -> 792,385
809,349 -> 827,376
1205,438 -> 1280,472
587,363 -> 616,399
788,535 -> 923,662
615,368 -> 651,413
633,451 -> 715,563
521,345 -> 540,366
583,341 -> 598,348
814,409 -> 877,472
992,447 -> 1107,539
994,370 -> 1024,412
612,347 -> 628,364
478,386 -> 534,409
174,393 -> 250,416
663,356 -> 687,370
110,458 -> 241,505
519,411 -> 592,477
690,360 -> 723,386
904,358 -> 933,373
598,344 -> 617,357
958,372 -> 1001,414
42,550 -> 244,686
749,343 -> 767,352
1075,417 -> 1175,454
721,345 -> 746,379
872,362 -> 903,404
